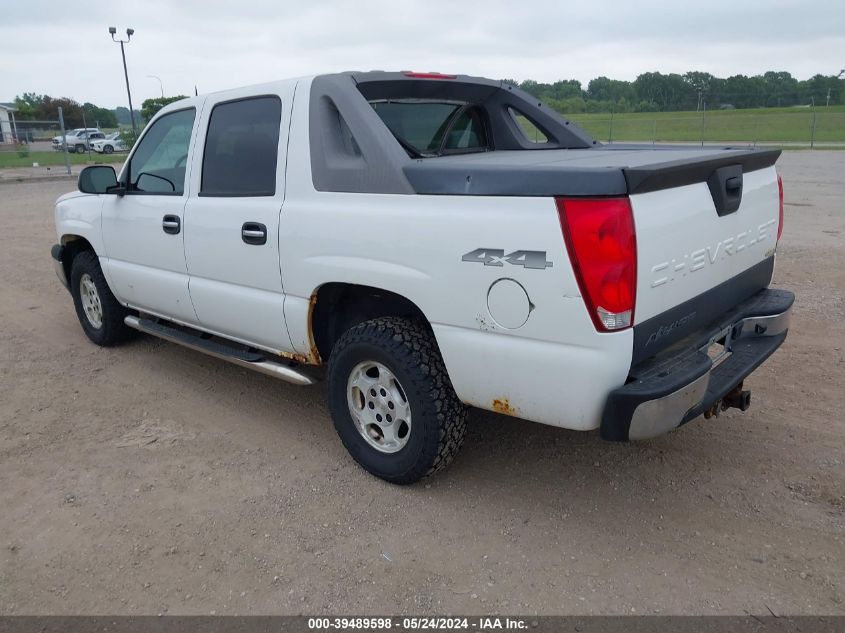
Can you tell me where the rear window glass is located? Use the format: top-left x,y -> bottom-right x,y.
371,101 -> 459,153
442,109 -> 486,152
369,100 -> 488,156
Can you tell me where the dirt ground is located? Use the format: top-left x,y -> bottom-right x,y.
0,151 -> 843,616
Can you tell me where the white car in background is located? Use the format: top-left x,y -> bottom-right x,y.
90,133 -> 127,154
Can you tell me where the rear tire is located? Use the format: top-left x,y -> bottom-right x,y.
327,317 -> 467,484
70,250 -> 134,346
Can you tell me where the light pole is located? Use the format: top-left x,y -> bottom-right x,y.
109,26 -> 137,136
147,75 -> 164,98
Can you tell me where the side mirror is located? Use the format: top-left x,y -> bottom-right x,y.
78,165 -> 118,194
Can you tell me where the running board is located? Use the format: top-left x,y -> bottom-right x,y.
124,316 -> 319,386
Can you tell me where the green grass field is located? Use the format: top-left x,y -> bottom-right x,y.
0,151 -> 126,169
561,105 -> 845,144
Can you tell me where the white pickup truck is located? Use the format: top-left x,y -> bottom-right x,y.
51,71 -> 793,483
52,128 -> 104,153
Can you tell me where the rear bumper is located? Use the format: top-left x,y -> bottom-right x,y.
601,288 -> 794,441
51,244 -> 69,291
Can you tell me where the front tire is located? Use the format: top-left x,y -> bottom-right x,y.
70,250 -> 133,346
75,144 -> 86,154
103,144 -> 114,154
327,317 -> 467,484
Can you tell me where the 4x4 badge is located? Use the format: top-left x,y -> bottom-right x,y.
461,248 -> 552,270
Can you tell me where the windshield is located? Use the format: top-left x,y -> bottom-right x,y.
370,100 -> 488,157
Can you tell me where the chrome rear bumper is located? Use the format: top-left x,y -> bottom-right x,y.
602,288 -> 794,441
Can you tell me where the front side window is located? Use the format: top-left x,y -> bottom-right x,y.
129,108 -> 196,195
201,96 -> 282,197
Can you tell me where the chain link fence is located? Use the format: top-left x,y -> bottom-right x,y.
565,110 -> 845,147
0,116 -> 73,174
0,107 -> 134,174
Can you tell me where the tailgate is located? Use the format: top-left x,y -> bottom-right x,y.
627,150 -> 781,363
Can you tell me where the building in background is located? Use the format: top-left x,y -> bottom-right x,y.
0,103 -> 18,143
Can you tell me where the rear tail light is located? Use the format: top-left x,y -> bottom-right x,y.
556,197 -> 637,332
777,174 -> 784,242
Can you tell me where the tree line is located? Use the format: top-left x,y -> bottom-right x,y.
13,93 -> 123,128
11,93 -> 187,128
507,71 -> 844,113
11,70 -> 843,125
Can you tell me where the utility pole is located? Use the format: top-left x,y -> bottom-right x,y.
58,107 -> 71,176
810,96 -> 817,149
109,27 -> 137,136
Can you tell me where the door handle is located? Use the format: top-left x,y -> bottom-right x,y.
162,215 -> 180,235
242,222 -> 267,245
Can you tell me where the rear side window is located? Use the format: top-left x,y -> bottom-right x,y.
201,96 -> 282,197
508,107 -> 549,143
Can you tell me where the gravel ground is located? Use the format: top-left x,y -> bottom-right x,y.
0,151 -> 843,616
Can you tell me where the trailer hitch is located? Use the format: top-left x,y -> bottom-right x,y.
704,382 -> 752,419
722,383 -> 752,412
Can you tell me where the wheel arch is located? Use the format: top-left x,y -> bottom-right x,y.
59,234 -> 96,284
309,282 -> 434,364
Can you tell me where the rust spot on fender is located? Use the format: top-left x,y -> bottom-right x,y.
492,398 -> 517,416
272,292 -> 322,366
305,291 -> 322,365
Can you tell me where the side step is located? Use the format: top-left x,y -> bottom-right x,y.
124,316 -> 319,386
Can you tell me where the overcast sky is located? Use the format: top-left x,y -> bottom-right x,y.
2,0 -> 843,108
